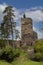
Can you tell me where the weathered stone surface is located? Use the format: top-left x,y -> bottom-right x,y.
21,17 -> 37,46
15,17 -> 37,48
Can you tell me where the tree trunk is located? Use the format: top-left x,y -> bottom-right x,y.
7,39 -> 9,47
11,22 -> 14,48
12,31 -> 14,48
6,34 -> 9,47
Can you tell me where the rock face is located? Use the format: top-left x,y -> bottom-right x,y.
21,17 -> 37,46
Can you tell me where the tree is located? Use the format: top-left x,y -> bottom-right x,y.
0,6 -> 20,48
2,6 -> 16,48
0,21 -> 10,47
15,29 -> 20,40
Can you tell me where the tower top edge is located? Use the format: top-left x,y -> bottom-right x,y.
21,18 -> 33,21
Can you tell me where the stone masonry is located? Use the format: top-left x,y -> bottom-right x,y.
15,16 -> 37,47
21,17 -> 37,46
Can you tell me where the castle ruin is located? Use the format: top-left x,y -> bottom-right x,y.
16,15 -> 37,47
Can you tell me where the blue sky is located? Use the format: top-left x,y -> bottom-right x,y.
0,0 -> 43,8
0,0 -> 43,39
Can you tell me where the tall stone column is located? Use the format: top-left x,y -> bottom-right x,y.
21,17 -> 33,46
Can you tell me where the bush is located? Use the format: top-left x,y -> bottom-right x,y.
34,40 -> 43,52
27,40 -> 43,61
27,51 -> 43,61
0,41 -> 6,48
0,49 -> 3,59
32,40 -> 43,61
14,48 -> 20,58
0,47 -> 20,62
34,52 -> 43,61
31,52 -> 43,61
0,47 -> 14,62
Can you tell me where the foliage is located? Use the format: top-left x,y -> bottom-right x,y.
14,48 -> 20,58
32,40 -> 43,61
0,6 -> 20,48
33,52 -> 43,61
0,47 -> 20,62
34,40 -> 43,52
0,6 -> 16,47
27,40 -> 43,61
0,50 -> 43,65
12,52 -> 43,65
0,40 -> 6,48
0,47 -> 14,62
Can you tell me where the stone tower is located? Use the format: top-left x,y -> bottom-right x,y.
21,16 -> 37,46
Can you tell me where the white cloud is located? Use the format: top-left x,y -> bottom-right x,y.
25,9 -> 43,22
0,3 -> 21,22
38,32 -> 43,39
0,4 -> 43,39
16,26 -> 21,38
0,4 -> 43,22
0,3 -> 7,22
14,7 -> 43,22
13,6 -> 43,39
25,7 -> 43,39
0,3 -> 7,11
33,26 -> 43,39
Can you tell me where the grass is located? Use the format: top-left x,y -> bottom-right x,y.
0,60 -> 43,65
0,60 -> 11,65
0,51 -> 43,65
12,52 -> 43,65
12,60 -> 43,65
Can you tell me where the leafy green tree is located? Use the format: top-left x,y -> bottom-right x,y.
0,6 -> 20,48
15,29 -> 20,40
2,6 -> 16,48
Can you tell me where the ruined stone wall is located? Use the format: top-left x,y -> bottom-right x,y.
21,18 -> 37,46
21,18 -> 33,35
15,17 -> 37,48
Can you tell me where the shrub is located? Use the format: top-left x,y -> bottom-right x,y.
34,40 -> 43,52
0,50 -> 2,59
14,48 -> 20,58
0,41 -> 6,48
0,47 -> 14,62
33,52 -> 43,61
27,40 -> 43,61
0,47 -> 20,62
32,40 -> 43,61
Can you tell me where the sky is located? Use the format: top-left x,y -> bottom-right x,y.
0,0 -> 43,39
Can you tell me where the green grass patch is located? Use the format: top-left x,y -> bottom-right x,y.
12,52 -> 43,65
0,52 -> 43,65
0,60 -> 11,65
